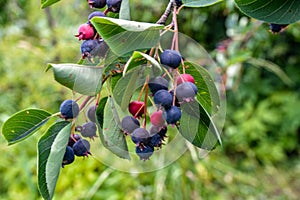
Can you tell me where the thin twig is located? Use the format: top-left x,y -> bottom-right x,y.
156,1 -> 173,25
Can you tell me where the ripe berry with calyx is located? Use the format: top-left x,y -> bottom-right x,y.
175,82 -> 198,102
106,0 -> 122,13
149,134 -> 163,148
148,76 -> 169,95
128,101 -> 145,118
80,122 -> 97,139
68,134 -> 81,147
88,11 -> 106,23
60,100 -> 80,119
136,145 -> 154,160
88,0 -> 107,9
81,39 -> 108,59
62,146 -> 75,167
131,128 -> 150,145
176,74 -> 195,85
160,49 -> 182,69
73,139 -> 91,157
153,89 -> 173,109
75,23 -> 95,40
121,116 -> 140,134
163,106 -> 181,124
86,105 -> 97,123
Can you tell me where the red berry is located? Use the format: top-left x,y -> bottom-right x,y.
129,101 -> 145,118
75,23 -> 95,40
176,74 -> 195,85
150,110 -> 165,127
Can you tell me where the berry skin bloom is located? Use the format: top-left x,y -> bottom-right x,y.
60,100 -> 80,119
160,49 -> 182,69
121,116 -> 140,134
80,122 -> 97,140
163,106 -> 181,124
73,139 -> 91,157
153,89 -> 173,109
62,146 -> 75,167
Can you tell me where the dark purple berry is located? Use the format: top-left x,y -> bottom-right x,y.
160,49 -> 182,69
121,116 -> 140,134
73,139 -> 91,157
80,122 -> 97,139
60,100 -> 80,119
86,105 -> 97,123
157,126 -> 167,139
149,134 -> 163,148
62,146 -> 75,167
88,0 -> 107,9
175,0 -> 183,7
106,0 -> 122,13
175,82 -> 197,102
153,89 -> 173,108
148,76 -> 169,95
75,23 -> 95,40
131,128 -> 150,145
163,106 -> 181,124
68,134 -> 81,147
269,23 -> 288,33
88,11 -> 106,22
81,39 -> 108,59
136,145 -> 154,160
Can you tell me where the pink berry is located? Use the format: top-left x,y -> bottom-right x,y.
176,74 -> 195,85
150,110 -> 165,127
129,101 -> 145,118
75,23 -> 95,40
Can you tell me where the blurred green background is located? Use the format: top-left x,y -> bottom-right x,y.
0,0 -> 299,199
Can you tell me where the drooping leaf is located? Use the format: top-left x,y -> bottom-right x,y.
182,61 -> 220,114
102,96 -> 130,159
1,109 -> 52,145
123,51 -> 162,76
183,0 -> 223,7
47,64 -> 103,96
234,0 -> 300,24
37,121 -> 71,200
113,67 -> 147,111
120,0 -> 130,20
178,101 -> 222,150
91,17 -> 163,56
41,0 -> 60,8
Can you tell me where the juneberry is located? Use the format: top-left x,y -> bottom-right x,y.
150,110 -> 165,127
60,100 -> 80,119
80,122 -> 97,139
131,128 -> 150,145
75,23 -> 95,40
153,89 -> 173,109
175,0 -> 183,7
128,101 -> 145,118
149,134 -> 163,148
160,49 -> 182,69
163,106 -> 181,124
73,139 -> 91,157
88,11 -> 106,23
106,0 -> 122,13
68,133 -> 81,147
148,76 -> 169,95
86,105 -> 97,123
175,82 -> 198,102
157,126 -> 167,139
176,74 -> 195,85
62,146 -> 75,167
88,0 -> 107,9
121,116 -> 140,134
81,39 -> 108,59
136,145 -> 154,160
269,23 -> 288,33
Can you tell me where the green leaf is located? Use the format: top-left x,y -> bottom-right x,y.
102,96 -> 130,159
183,61 -> 220,114
37,121 -> 71,200
178,101 -> 222,150
123,51 -> 162,76
1,109 -> 52,145
41,0 -> 60,8
234,0 -> 300,24
90,17 -> 163,56
95,97 -> 108,149
113,67 -> 147,111
183,0 -> 223,7
120,0 -> 130,20
47,64 -> 102,96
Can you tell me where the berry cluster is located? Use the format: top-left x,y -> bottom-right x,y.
120,49 -> 198,160
76,1 -> 123,60
59,100 -> 98,167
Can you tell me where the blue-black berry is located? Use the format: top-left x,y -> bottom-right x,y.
62,146 -> 75,167
136,145 -> 154,160
175,82 -> 198,102
80,122 -> 97,140
81,39 -> 108,59
153,89 -> 173,109
121,116 -> 140,134
163,106 -> 181,124
73,139 -> 91,157
131,128 -> 150,145
148,76 -> 169,95
160,49 -> 182,69
106,0 -> 122,13
88,0 -> 107,9
60,100 -> 80,119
